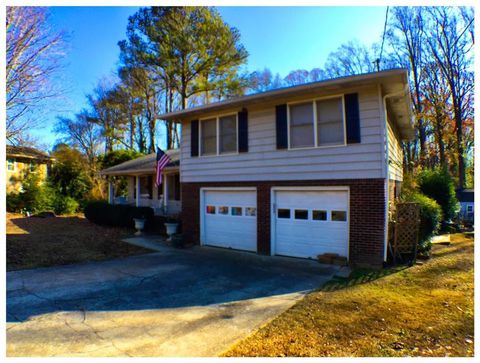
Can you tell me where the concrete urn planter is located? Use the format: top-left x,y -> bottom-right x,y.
164,222 -> 178,240
133,218 -> 146,235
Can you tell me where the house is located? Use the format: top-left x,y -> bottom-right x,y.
456,188 -> 474,224
6,145 -> 54,194
103,69 -> 414,267
99,149 -> 181,216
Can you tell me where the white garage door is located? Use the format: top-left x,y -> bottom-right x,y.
273,189 -> 349,259
202,189 -> 257,252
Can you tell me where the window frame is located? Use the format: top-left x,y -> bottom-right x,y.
287,94 -> 347,150
7,159 -> 15,171
199,113 -> 239,157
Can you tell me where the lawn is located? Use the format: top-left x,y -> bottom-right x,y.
224,233 -> 474,357
6,213 -> 151,271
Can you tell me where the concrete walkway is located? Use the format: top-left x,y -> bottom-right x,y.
7,243 -> 338,357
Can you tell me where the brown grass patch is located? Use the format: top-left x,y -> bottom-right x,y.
6,213 -> 151,271
224,233 -> 474,357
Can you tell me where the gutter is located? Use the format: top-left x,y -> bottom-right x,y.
381,86 -> 409,262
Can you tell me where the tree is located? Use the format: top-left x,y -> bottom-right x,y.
324,40 -> 376,78
6,7 -> 67,144
284,69 -> 309,86
425,7 -> 474,188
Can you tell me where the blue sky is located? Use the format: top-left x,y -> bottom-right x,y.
37,6 -> 388,149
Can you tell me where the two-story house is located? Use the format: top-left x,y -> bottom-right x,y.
103,69 -> 413,267
161,68 -> 413,268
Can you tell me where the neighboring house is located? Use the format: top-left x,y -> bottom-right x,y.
6,145 -> 54,194
456,188 -> 474,224
100,149 -> 181,216
103,69 -> 414,267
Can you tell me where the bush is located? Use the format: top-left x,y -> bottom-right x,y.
84,201 -> 154,228
8,173 -> 56,213
53,196 -> 79,215
417,168 -> 459,222
403,192 -> 443,254
6,192 -> 22,212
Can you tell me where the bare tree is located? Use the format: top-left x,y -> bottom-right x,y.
324,40 -> 376,78
6,7 -> 67,144
426,7 -> 474,188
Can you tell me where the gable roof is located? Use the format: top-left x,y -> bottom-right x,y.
158,68 -> 414,140
6,145 -> 53,161
100,149 -> 180,176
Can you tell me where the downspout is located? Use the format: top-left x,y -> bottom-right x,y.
381,86 -> 409,262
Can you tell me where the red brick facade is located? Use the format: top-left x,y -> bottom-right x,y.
181,178 -> 386,267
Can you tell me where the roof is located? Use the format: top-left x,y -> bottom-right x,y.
6,145 -> 54,161
457,189 -> 474,203
100,149 -> 180,176
158,68 -> 414,140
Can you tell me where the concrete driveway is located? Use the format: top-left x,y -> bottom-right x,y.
7,242 -> 339,357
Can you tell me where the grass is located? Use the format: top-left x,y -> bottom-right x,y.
6,213 -> 152,271
224,233 -> 474,357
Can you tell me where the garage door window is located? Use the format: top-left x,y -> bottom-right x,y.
312,210 -> 327,221
231,207 -> 242,216
218,206 -> 229,215
206,206 -> 216,214
245,207 -> 256,216
294,209 -> 308,220
331,210 -> 347,221
277,209 -> 291,219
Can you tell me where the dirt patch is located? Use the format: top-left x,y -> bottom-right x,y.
7,213 -> 152,271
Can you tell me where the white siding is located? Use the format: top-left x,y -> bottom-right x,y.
387,117 -> 403,181
180,87 -> 384,183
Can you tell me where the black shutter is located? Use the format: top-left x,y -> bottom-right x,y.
190,120 -> 199,157
238,109 -> 248,153
275,104 -> 288,149
345,93 -> 361,144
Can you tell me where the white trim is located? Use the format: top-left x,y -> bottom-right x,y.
270,186 -> 350,260
287,94 -> 347,151
199,187 -> 257,246
198,112 -> 239,157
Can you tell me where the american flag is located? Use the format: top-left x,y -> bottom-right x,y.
155,148 -> 171,187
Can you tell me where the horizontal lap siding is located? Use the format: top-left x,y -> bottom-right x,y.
180,87 -> 383,183
387,117 -> 403,181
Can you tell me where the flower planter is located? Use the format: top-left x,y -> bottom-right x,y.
133,218 -> 146,235
164,222 -> 178,239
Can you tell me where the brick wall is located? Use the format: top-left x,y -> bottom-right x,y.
181,178 -> 386,267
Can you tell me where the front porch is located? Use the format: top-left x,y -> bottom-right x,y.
100,150 -> 181,217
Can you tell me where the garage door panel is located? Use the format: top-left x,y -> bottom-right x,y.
274,189 -> 349,259
203,190 -> 257,252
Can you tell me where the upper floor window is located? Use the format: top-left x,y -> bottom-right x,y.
7,159 -> 15,171
200,114 -> 237,156
289,96 -> 345,149
29,162 -> 37,172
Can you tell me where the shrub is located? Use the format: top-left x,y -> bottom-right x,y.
6,192 -> 22,212
417,168 -> 459,222
53,196 -> 79,215
403,192 -> 443,254
84,200 -> 154,228
11,173 -> 56,213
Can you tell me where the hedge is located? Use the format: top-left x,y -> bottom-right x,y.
84,201 -> 154,228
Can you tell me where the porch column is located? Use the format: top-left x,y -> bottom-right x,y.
163,173 -> 168,212
135,175 -> 141,207
108,178 -> 114,205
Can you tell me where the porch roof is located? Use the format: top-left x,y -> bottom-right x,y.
100,149 -> 180,176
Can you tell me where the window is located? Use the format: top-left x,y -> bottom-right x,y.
277,209 -> 291,219
139,176 -> 152,199
200,114 -> 238,156
167,174 -> 181,201
294,209 -> 308,220
7,159 -> 14,171
289,102 -> 314,148
312,210 -> 327,221
200,118 -> 217,155
218,206 -> 229,215
316,97 -> 344,146
331,211 -> 347,221
206,206 -> 216,214
467,205 -> 473,212
219,115 -> 237,154
231,207 -> 242,216
288,96 -> 346,149
245,207 -> 256,216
